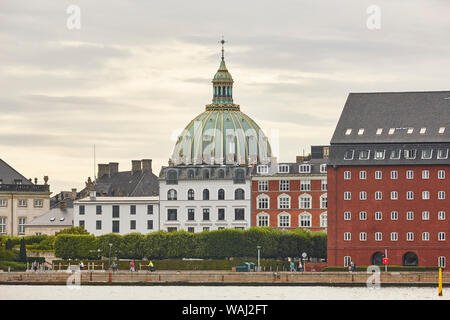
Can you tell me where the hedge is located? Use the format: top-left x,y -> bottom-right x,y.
321,266 -> 440,272
53,227 -> 328,260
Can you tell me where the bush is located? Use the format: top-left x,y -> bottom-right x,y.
0,261 -> 27,271
55,226 -> 90,236
54,234 -> 97,260
321,265 -> 440,272
0,248 -> 18,261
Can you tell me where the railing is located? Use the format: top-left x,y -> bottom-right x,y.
0,184 -> 50,192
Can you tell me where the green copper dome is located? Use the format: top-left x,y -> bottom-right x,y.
170,46 -> 272,166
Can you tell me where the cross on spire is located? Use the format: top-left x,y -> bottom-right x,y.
219,36 -> 227,60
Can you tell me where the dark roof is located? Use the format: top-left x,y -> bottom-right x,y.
159,165 -> 251,181
0,159 -> 33,185
331,91 -> 450,144
95,170 -> 159,196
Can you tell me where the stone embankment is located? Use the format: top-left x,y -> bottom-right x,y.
0,270 -> 448,286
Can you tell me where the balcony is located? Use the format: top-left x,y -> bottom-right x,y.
0,184 -> 50,192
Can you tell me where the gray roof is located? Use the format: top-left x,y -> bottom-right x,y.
95,170 -> 159,196
26,207 -> 73,227
159,165 -> 251,181
251,160 -> 327,176
0,159 -> 33,185
331,91 -> 450,144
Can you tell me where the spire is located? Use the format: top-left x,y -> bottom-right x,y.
220,36 -> 226,60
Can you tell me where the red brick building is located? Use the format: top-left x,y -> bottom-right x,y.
251,146 -> 328,231
328,91 -> 450,269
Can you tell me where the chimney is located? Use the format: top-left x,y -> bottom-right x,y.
141,159 -> 152,172
71,188 -> 77,200
109,162 -> 119,176
97,164 -> 110,179
131,160 -> 142,175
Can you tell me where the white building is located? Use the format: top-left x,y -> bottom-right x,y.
159,166 -> 251,232
73,195 -> 159,236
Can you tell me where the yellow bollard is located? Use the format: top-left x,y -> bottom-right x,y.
439,267 -> 443,296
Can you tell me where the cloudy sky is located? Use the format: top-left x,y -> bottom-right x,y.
1,0 -> 449,194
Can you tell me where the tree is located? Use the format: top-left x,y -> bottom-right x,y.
19,238 -> 27,262
55,226 -> 90,236
5,239 -> 14,250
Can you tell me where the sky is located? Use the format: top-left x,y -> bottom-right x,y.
1,0 -> 449,194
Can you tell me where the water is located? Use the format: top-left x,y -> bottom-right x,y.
0,285 -> 447,300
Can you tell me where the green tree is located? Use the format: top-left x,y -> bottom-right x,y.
55,226 -> 90,236
19,238 -> 27,262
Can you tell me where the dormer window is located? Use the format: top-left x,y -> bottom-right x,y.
407,128 -> 414,134
390,149 -> 401,160
278,165 -> 289,173
420,127 -> 427,134
257,165 -> 269,174
299,164 -> 311,173
358,128 -> 365,135
439,127 -> 446,134
344,150 -> 354,160
320,164 -> 327,173
437,149 -> 449,159
374,150 -> 385,160
359,150 -> 370,160
376,128 -> 383,135
404,149 -> 417,159
345,129 -> 352,135
388,128 -> 395,135
421,149 -> 433,159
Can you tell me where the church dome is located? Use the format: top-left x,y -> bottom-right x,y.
170,42 -> 272,166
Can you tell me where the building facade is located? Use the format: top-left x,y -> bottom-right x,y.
0,159 -> 51,236
73,195 -> 159,236
327,91 -> 450,269
251,146 -> 328,230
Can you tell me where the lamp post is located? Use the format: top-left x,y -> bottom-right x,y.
109,243 -> 112,269
257,246 -> 261,272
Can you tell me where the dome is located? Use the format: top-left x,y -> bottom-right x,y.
170,43 -> 272,166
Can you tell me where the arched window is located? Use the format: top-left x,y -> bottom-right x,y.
278,194 -> 291,209
166,170 -> 178,184
320,212 -> 327,228
218,169 -> 225,179
167,189 -> 177,200
299,212 -> 312,227
234,169 -> 245,183
202,170 -> 210,179
257,194 -> 269,209
320,194 -> 327,209
299,194 -> 311,209
403,252 -> 419,266
187,170 -> 195,179
257,212 -> 270,227
235,188 -> 245,200
187,189 -> 194,200
372,252 -> 384,265
278,212 -> 290,228
203,189 -> 210,200
218,189 -> 225,200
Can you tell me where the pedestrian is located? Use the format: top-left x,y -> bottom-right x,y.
32,261 -> 37,272
298,260 -> 303,272
148,260 -> 155,272
290,261 -> 295,272
80,261 -> 85,270
349,261 -> 353,272
352,262 -> 357,272
130,260 -> 136,272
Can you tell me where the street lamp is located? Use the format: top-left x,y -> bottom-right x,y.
109,243 -> 112,269
301,252 -> 307,272
257,246 -> 261,272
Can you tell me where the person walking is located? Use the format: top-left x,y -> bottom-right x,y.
148,260 -> 155,272
130,260 -> 136,272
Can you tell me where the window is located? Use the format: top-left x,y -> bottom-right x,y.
404,149 -> 416,159
257,165 -> 269,174
438,257 -> 446,268
374,150 -> 385,160
130,205 -> 136,215
218,208 -> 225,221
344,150 -> 354,160
202,169 -> 210,179
320,164 -> 327,173
278,164 -> 289,173
218,169 -> 225,179
187,227 -> 195,233
166,170 -> 178,184
406,232 -> 414,241
438,191 -> 446,199
187,170 -> 195,179
344,256 -> 352,267
235,208 -> 245,221
147,205 -> 153,215
391,211 -> 398,220
320,194 -> 327,209
18,199 -> 27,207
439,127 -> 446,134
258,181 -> 268,191
299,164 -> 311,173
344,232 -> 351,241
168,189 -> 177,200
321,179 -> 327,191
359,150 -> 370,160
299,213 -> 312,227
130,220 -> 136,230
375,211 -> 382,220
234,169 -> 246,184
406,211 -> 414,220
391,170 -> 398,179
391,232 -> 398,241
344,192 -> 351,200
257,214 -> 269,227
299,194 -> 311,209
389,149 -> 401,160
422,191 -> 430,200
112,205 -> 120,218
407,128 -> 414,134
422,211 -> 430,220
438,232 -> 446,241
79,205 -> 85,215
406,170 -> 414,179
278,195 -> 291,209
188,208 -> 195,221
345,129 -> 352,135
359,171 -> 367,180
167,227 -> 177,232
188,189 -> 195,200
79,220 -> 85,228
422,232 -> 429,241
375,191 -> 382,200
0,217 -> 6,234
95,220 -> 101,230
112,221 -> 120,233
376,128 -> 383,135
358,128 -> 365,135
279,180 -> 290,191
300,180 -> 310,191
422,149 -> 433,159
203,227 -> 210,232
147,220 -> 153,230
34,199 -> 43,208
218,189 -> 225,200
96,205 -> 102,215
257,195 -> 269,209
167,209 -> 177,221
359,211 -> 367,220
437,149 -> 449,159
407,191 -> 414,200
235,188 -> 245,200
375,232 -> 382,241
375,171 -> 382,179
203,208 -> 210,221
438,211 -> 446,220
203,189 -> 210,200
422,170 -> 430,179
438,170 -> 445,179
0,199 -> 6,207
278,214 -> 290,228
344,211 -> 351,220
344,171 -> 351,180
420,127 -> 427,134
18,218 -> 26,235
391,191 -> 398,200
359,232 -> 367,241
320,212 -> 327,227
359,191 -> 367,200
388,128 -> 395,135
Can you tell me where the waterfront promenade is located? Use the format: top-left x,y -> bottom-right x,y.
0,270 -> 448,286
